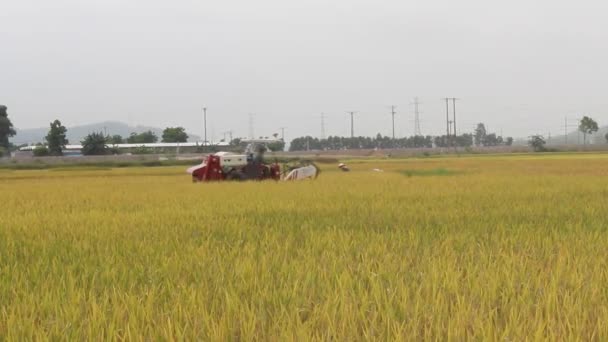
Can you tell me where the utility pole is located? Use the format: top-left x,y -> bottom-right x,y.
564,116 -> 580,145
451,98 -> 458,137
279,127 -> 286,141
347,111 -> 356,138
390,106 -> 396,140
203,107 -> 207,144
444,98 -> 450,144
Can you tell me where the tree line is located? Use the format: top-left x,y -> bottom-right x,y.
228,137 -> 285,152
31,123 -> 191,156
288,123 -> 513,151
528,116 -> 600,152
0,107 -> 286,156
0,106 -> 193,156
0,104 -> 605,157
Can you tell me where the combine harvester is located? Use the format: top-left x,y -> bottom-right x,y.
187,139 -> 318,182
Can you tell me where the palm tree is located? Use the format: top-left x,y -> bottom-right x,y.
579,116 -> 599,145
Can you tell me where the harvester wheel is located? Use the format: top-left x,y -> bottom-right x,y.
227,171 -> 246,181
261,166 -> 270,179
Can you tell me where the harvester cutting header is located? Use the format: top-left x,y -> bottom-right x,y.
187,139 -> 318,182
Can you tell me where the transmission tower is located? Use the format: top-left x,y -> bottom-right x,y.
248,113 -> 255,139
321,113 -> 326,140
565,117 -> 568,145
390,106 -> 396,139
347,111 -> 356,138
413,98 -> 422,136
222,130 -> 233,142
564,116 -> 581,145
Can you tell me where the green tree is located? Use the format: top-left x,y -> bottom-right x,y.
267,140 -> 286,152
474,123 -> 487,146
528,135 -> 546,152
579,116 -> 599,145
108,134 -> 124,144
127,131 -> 158,144
264,133 -> 286,152
0,105 -> 16,151
161,127 -> 188,143
45,120 -> 68,156
505,137 -> 514,146
81,132 -> 108,155
482,133 -> 500,146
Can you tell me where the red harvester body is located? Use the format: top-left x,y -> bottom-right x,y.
190,153 -> 281,182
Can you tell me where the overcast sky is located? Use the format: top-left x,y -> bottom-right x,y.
1,0 -> 607,141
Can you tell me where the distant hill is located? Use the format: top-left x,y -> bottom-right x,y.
13,121 -> 201,145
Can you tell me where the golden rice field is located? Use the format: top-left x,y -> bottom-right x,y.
2,154 -> 608,340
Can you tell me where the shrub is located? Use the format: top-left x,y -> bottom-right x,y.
33,146 -> 50,157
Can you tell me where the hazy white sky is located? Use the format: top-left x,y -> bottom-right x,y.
1,0 -> 607,140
